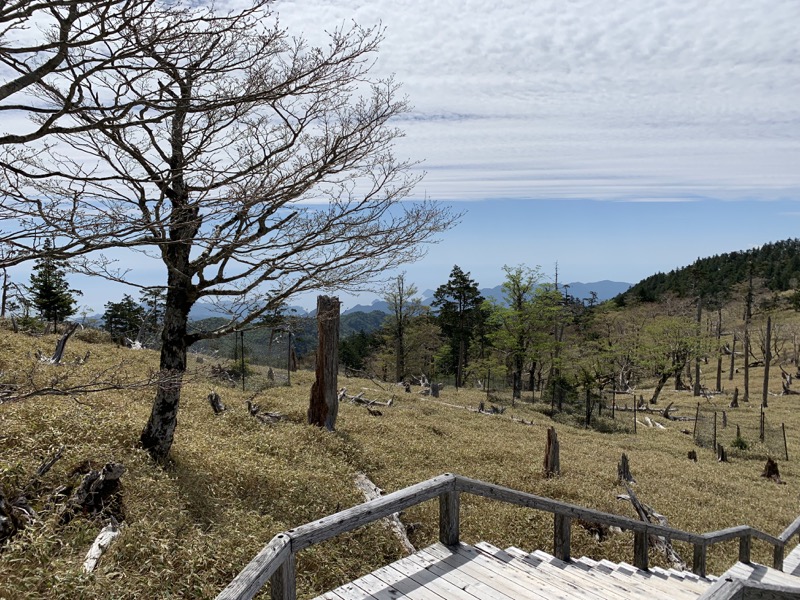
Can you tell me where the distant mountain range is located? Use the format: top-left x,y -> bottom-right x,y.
341,280 -> 631,315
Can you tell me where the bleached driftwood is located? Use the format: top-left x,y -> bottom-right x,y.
82,518 -> 121,573
337,387 -> 393,407
353,472 -> 415,554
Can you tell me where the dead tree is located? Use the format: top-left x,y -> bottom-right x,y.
617,453 -> 636,484
762,315 -> 772,408
308,296 -> 341,431
543,427 -> 560,478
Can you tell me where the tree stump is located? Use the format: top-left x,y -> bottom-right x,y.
543,427 -> 560,478
308,296 -> 341,431
688,450 -> 698,462
762,458 -> 784,484
431,383 -> 440,398
617,453 -> 636,484
730,387 -> 739,408
208,391 -> 226,414
716,444 -> 727,462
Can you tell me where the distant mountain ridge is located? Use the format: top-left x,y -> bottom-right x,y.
341,280 -> 631,315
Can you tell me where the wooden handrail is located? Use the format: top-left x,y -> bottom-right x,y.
215,473 -> 798,600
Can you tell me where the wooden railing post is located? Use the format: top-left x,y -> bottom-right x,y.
633,531 -> 648,571
774,543 -> 785,571
439,490 -> 460,546
270,553 -> 296,600
738,534 -> 752,564
693,543 -> 707,577
553,514 -> 571,562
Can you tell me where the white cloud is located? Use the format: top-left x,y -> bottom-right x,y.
260,0 -> 800,203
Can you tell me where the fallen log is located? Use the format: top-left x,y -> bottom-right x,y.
246,400 -> 283,425
337,387 -> 393,407
353,473 -> 415,554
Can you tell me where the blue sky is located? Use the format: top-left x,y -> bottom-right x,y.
9,0 -> 800,312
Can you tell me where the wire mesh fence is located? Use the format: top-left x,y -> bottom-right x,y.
693,403 -> 788,460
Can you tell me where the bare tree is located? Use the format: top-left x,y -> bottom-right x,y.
383,273 -> 424,383
0,0 -> 190,265
2,3 -> 454,461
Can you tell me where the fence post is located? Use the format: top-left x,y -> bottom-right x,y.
738,534 -> 752,564
270,553 -> 296,600
693,543 -> 707,577
713,411 -> 717,452
774,543 -> 785,571
783,423 -> 789,461
634,531 -> 648,571
554,514 -> 571,562
439,490 -> 460,546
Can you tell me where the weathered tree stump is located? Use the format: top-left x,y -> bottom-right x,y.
717,444 -> 727,462
730,387 -> 739,408
308,295 -> 341,431
762,457 -> 784,484
61,462 -> 125,524
431,383 -> 441,398
688,450 -> 698,462
208,391 -> 226,414
543,427 -> 560,478
617,453 -> 636,484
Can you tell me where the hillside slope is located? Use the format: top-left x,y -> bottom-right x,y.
1,325 -> 799,599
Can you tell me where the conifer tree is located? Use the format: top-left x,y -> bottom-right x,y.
28,240 -> 81,326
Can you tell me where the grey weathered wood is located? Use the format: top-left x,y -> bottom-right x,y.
553,514 -> 571,562
215,535 -> 291,600
455,475 -> 704,544
779,515 -> 800,543
289,474 -> 455,552
270,552 -> 296,600
774,543 -> 785,571
439,490 -> 460,546
694,543 -> 708,577
739,534 -> 752,564
633,530 -> 649,571
698,577 -> 800,600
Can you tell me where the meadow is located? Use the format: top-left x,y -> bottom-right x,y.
1,317 -> 799,599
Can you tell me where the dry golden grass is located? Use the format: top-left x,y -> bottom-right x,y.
1,315 -> 800,599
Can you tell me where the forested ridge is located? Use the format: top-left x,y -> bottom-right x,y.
619,238 -> 800,304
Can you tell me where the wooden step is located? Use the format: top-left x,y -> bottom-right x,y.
783,543 -> 800,576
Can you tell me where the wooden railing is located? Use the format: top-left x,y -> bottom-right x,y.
215,473 -> 800,600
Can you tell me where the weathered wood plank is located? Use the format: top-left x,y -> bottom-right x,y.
289,474 -> 456,552
215,534 -> 291,600
411,546 -> 517,600
779,515 -> 800,543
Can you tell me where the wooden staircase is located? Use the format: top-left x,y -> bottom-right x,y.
216,474 -> 800,600
315,542 -> 721,599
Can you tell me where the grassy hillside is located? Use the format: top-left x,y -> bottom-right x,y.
2,316 -> 800,599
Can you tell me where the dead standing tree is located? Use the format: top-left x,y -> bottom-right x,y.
2,3 -> 454,462
308,296 -> 341,431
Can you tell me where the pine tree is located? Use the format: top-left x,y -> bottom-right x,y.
28,240 -> 81,326
433,265 -> 484,387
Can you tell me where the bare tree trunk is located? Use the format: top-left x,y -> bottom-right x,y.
729,333 -> 736,380
743,328 -> 750,402
715,308 -> 722,392
693,299 -> 702,396
650,372 -> 670,404
763,315 -> 772,408
308,296 -> 341,431
140,272 -> 191,462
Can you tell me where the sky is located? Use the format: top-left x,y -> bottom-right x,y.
9,0 -> 800,312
